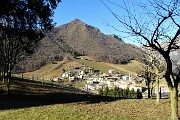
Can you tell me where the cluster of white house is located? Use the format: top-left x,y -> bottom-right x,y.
84,75 -> 143,94
61,66 -> 143,94
59,66 -> 173,98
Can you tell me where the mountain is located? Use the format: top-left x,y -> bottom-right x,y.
141,37 -> 180,75
14,19 -> 144,73
169,38 -> 180,74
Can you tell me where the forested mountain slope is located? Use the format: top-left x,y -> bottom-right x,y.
15,19 -> 144,73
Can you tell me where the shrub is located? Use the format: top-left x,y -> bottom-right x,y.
130,88 -> 136,99
137,88 -> 142,99
104,86 -> 109,96
113,86 -> 119,97
104,87 -> 142,99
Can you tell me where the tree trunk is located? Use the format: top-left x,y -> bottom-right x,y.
150,87 -> 153,99
6,64 -> 12,95
147,84 -> 151,98
2,69 -> 5,83
6,71 -> 11,95
0,70 -> 2,82
170,87 -> 178,120
7,79 -> 10,95
156,75 -> 160,104
160,87 -> 162,99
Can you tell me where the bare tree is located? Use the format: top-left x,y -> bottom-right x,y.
141,52 -> 159,99
148,52 -> 165,103
101,0 -> 180,119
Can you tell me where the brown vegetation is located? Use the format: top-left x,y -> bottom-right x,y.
15,19 -> 144,73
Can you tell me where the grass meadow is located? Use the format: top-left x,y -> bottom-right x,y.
0,77 -> 176,120
0,57 -> 173,120
0,98 -> 176,120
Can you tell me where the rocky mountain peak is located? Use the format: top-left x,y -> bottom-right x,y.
71,19 -> 85,25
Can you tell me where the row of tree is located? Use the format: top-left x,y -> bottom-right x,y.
0,0 -> 61,94
98,86 -> 142,99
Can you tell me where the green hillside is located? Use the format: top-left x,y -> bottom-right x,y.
22,60 -> 81,80
21,56 -> 144,79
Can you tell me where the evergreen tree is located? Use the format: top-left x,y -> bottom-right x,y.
123,88 -> 129,98
98,88 -> 103,96
118,88 -> 123,98
131,88 -> 136,99
0,0 -> 61,94
137,89 -> 142,99
104,86 -> 109,96
113,86 -> 119,97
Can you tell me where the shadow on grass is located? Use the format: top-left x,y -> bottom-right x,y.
0,93 -> 118,110
0,77 -> 118,110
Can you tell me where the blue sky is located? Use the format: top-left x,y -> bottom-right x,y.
53,0 -> 118,34
52,0 -> 150,46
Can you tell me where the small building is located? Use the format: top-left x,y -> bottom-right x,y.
116,83 -> 128,89
107,77 -> 118,81
154,85 -> 170,98
108,69 -> 116,74
68,76 -> 75,81
53,78 -> 59,82
105,80 -> 115,88
80,70 -> 84,75
85,83 -> 97,91
77,74 -> 84,79
129,84 -> 142,92
114,80 -> 129,89
86,78 -> 94,84
122,74 -> 132,81
61,71 -> 69,78
94,70 -> 100,74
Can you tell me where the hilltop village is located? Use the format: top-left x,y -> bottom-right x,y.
53,58 -> 170,98
59,62 -> 143,94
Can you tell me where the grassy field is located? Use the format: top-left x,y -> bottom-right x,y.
0,77 -> 178,120
76,56 -> 144,76
77,59 -> 119,73
22,60 -> 81,80
0,98 -> 177,120
105,60 -> 144,76
5,57 -> 174,120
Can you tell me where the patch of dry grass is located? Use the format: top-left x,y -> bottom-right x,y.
73,99 -> 170,120
0,99 -> 176,120
20,61 -> 81,80
105,60 -> 144,76
77,59 -> 118,73
77,57 -> 144,75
